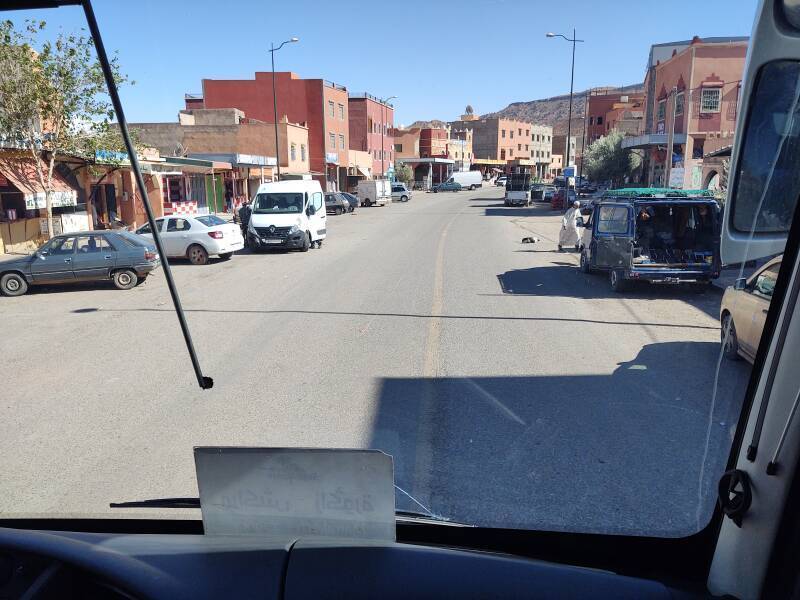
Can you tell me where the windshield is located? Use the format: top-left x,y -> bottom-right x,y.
3,0 -> 796,542
196,215 -> 227,226
253,192 -> 304,214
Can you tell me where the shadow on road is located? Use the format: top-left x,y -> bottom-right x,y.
495,264 -> 722,320
367,341 -> 750,535
83,306 -> 719,331
484,206 -> 559,218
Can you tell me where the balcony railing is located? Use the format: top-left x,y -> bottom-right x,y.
348,92 -> 394,108
323,80 -> 348,92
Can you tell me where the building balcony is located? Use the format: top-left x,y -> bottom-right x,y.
621,132 -> 687,149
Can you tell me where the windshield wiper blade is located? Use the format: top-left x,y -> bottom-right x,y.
110,497 -> 200,509
110,498 -> 471,526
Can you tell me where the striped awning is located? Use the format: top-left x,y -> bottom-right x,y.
0,153 -> 77,209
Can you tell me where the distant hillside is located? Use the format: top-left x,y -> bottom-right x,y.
407,119 -> 447,129
483,83 -> 645,135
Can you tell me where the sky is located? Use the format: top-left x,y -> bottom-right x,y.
5,0 -> 759,126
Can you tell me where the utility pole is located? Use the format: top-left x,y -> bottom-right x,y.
380,96 -> 397,178
268,37 -> 299,180
579,88 -> 589,186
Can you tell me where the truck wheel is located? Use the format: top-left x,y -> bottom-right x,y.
610,269 -> 628,293
580,251 -> 592,273
470,184 -> 476,190
0,272 -> 28,296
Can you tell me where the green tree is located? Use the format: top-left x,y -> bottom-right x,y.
583,130 -> 641,188
0,19 -> 129,236
395,162 -> 413,186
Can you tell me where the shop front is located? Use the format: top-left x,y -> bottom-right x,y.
0,152 -> 80,254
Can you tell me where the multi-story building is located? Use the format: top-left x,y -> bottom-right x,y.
552,135 -> 577,167
448,116 -> 536,163
549,154 -> 563,179
419,128 -> 448,158
622,36 -> 748,188
392,127 -> 421,159
348,93 -> 394,177
448,128 -> 473,171
586,88 -> 646,142
530,124 -> 553,179
190,71 -> 350,191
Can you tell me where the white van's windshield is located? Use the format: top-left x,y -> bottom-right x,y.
253,193 -> 304,214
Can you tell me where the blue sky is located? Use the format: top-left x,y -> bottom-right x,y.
6,0 -> 758,125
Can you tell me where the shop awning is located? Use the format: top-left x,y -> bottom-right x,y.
0,153 -> 77,209
357,166 -> 370,177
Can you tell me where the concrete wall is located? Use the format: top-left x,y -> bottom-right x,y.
393,128 -> 420,158
131,120 -> 309,174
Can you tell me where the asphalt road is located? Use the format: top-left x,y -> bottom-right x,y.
1,185 -> 752,537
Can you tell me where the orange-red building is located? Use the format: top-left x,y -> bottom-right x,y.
191,72 -> 350,191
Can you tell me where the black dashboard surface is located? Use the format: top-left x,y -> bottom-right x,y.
0,527 -> 678,599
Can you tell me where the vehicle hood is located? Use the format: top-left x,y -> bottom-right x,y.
0,253 -> 34,269
249,213 -> 304,228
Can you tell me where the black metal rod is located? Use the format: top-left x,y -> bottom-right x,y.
564,28 -> 575,208
81,0 -> 212,390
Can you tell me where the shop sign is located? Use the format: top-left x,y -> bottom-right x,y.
25,189 -> 77,210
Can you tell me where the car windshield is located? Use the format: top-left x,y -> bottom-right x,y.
196,215 -> 227,226
252,192 -> 304,214
4,0 -> 796,543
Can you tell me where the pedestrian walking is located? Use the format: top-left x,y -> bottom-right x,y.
559,200 -> 582,251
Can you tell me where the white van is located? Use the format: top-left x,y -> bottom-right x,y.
247,180 -> 327,251
357,179 -> 392,207
446,170 -> 483,190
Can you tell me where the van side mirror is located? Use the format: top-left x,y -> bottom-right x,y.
733,277 -> 747,291
37,250 -> 47,258
307,205 -> 316,216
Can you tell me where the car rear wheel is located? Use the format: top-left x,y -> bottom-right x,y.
112,269 -> 138,290
301,232 -> 311,252
610,269 -> 628,293
219,252 -> 233,260
335,206 -> 343,215
470,185 -> 476,190
722,313 -> 741,360
188,244 -> 209,265
0,272 -> 28,296
401,195 -> 408,202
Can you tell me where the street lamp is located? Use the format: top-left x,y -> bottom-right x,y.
268,37 -> 299,180
380,95 -> 397,178
546,30 -> 584,207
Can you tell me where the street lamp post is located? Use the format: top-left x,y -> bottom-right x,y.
547,30 -> 584,208
579,88 -> 589,186
268,37 -> 299,180
380,95 -> 397,178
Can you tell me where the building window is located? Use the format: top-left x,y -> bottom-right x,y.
596,116 -> 603,125
329,132 -> 335,149
517,143 -> 521,151
509,148 -> 513,156
339,134 -> 345,149
547,135 -> 551,142
525,129 -> 529,136
518,128 -> 522,135
328,100 -> 335,118
301,144 -> 306,161
675,92 -> 685,116
534,134 -> 539,142
589,116 -> 594,125
700,88 -> 721,113
290,143 -> 296,161
338,103 -> 344,120
657,99 -> 666,121
500,149 -> 506,159
510,130 -> 514,139
525,144 -> 529,151
547,151 -> 550,158
501,129 -> 506,138
531,150 -> 535,158
395,143 -> 402,152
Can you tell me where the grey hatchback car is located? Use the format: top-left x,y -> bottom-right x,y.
0,230 -> 160,296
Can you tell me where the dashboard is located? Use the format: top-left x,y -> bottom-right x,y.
0,527 -> 683,599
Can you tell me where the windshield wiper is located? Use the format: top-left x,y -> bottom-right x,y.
109,498 -> 472,526
110,497 -> 200,509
